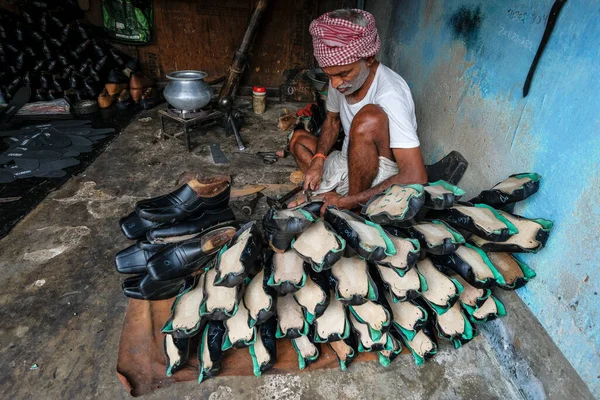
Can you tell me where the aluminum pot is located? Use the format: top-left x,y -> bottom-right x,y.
163,70 -> 212,111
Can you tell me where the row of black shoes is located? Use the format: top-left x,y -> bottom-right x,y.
0,4 -> 134,102
115,176 -> 239,300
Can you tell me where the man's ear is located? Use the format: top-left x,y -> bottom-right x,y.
364,56 -> 376,66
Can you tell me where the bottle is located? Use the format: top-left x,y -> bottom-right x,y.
252,85 -> 266,114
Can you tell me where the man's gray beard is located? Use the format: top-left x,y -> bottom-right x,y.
338,61 -> 370,96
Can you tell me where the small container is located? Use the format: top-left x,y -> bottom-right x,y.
252,85 -> 266,114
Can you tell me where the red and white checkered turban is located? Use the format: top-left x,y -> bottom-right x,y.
309,9 -> 381,68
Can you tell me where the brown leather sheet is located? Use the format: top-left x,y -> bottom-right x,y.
117,298 -> 400,397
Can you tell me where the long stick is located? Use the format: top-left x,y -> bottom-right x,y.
219,0 -> 271,101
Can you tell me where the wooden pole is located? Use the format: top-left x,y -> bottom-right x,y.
218,0 -> 270,101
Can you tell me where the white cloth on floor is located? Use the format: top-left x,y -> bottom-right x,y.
313,150 -> 398,196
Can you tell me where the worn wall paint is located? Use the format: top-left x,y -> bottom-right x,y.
367,0 -> 600,394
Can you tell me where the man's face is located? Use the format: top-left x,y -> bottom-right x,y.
322,59 -> 371,96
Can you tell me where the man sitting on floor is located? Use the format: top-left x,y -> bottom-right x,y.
290,9 -> 428,212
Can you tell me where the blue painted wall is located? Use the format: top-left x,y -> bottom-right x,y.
367,0 -> 599,394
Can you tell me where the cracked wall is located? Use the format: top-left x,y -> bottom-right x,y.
367,0 -> 600,394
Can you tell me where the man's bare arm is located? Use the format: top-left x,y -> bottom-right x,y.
340,147 -> 428,209
304,111 -> 341,190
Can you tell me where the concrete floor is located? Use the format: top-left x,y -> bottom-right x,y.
0,101 -> 582,399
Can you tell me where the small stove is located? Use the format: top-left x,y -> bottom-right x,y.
159,101 -> 245,151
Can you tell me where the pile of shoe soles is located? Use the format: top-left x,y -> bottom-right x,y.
114,172 -> 552,382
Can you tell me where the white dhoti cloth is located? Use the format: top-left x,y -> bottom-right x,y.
313,150 -> 398,196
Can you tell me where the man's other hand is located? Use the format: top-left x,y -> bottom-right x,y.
315,191 -> 345,215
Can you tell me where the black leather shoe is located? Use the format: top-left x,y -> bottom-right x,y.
78,59 -> 92,75
146,207 -> 236,243
49,14 -> 64,29
69,72 -> 81,89
109,48 -> 124,66
33,60 -> 46,73
49,37 -> 63,48
91,40 -> 105,57
30,30 -> 44,42
42,41 -> 52,59
135,177 -> 231,223
61,24 -> 72,41
39,72 -> 51,89
120,211 -> 163,240
14,52 -> 25,70
75,39 -> 90,56
47,89 -> 63,100
107,68 -> 128,83
52,75 -> 65,91
262,201 -> 322,252
14,26 -> 25,42
22,10 -> 35,25
115,241 -> 166,274
146,226 -> 236,281
94,55 -> 108,72
35,88 -> 47,102
22,71 -> 31,85
75,22 -> 89,40
123,274 -> 186,300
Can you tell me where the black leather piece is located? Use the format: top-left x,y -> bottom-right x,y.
146,226 -> 235,281
147,240 -> 216,281
115,241 -> 164,275
146,207 -> 235,242
324,206 -> 389,261
262,202 -> 320,252
123,274 -> 185,301
214,222 -> 264,288
136,183 -> 230,223
119,211 -> 162,240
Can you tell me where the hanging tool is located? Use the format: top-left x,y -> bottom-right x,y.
523,0 -> 568,97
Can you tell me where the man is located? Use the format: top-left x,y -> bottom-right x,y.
290,9 -> 427,212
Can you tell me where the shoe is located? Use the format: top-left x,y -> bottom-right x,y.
47,89 -> 63,100
115,241 -> 166,274
49,14 -> 63,29
14,25 -> 24,42
74,39 -> 91,56
32,60 -> 45,72
78,59 -> 92,75
89,70 -> 101,83
130,73 -> 154,89
64,88 -> 83,103
83,78 -> 99,97
61,24 -> 72,41
30,31 -> 44,42
91,40 -> 105,58
139,88 -> 162,110
109,48 -> 124,66
69,72 -> 81,89
116,88 -> 132,110
22,71 -> 31,85
122,274 -> 186,300
146,226 -> 236,281
146,207 -> 236,243
262,201 -> 322,252
49,38 -> 63,48
120,210 -> 162,240
42,41 -> 52,59
135,176 -> 231,223
14,52 -> 24,70
97,88 -> 115,109
39,72 -> 51,89
46,60 -> 58,72
34,88 -> 47,102
94,55 -> 108,72
75,22 -> 89,40
107,68 -> 128,83
104,82 -> 128,96
39,13 -> 48,32
22,10 -> 35,25
52,75 -> 65,91
123,58 -> 141,77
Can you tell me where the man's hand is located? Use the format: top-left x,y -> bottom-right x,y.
303,158 -> 325,191
315,191 -> 346,215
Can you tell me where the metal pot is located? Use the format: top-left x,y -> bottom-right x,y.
163,70 -> 213,111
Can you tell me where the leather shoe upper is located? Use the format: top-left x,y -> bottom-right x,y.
146,207 -> 235,243
120,211 -> 162,240
135,177 -> 231,223
146,226 -> 236,281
